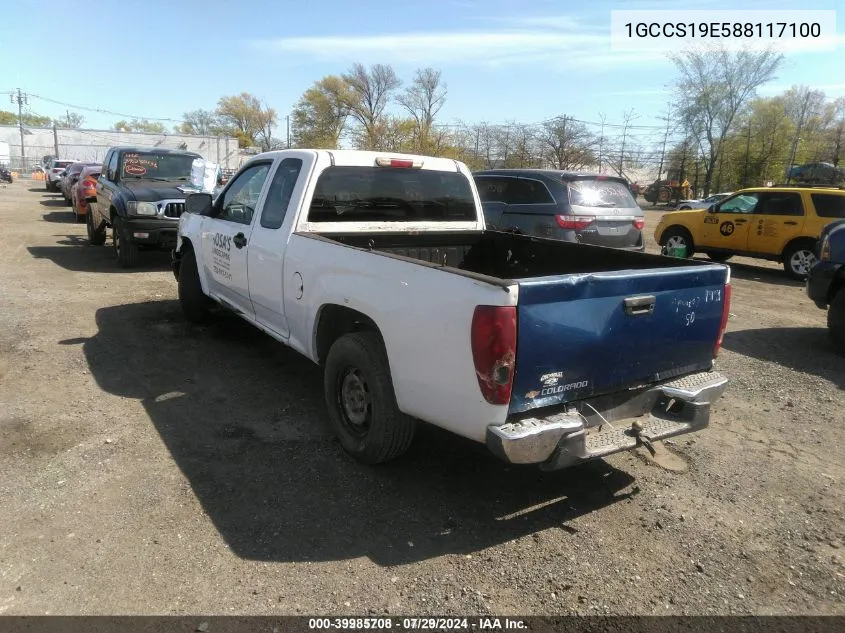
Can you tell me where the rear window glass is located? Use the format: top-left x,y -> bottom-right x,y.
55,161 -> 74,169
812,194 -> 845,218
307,166 -> 477,222
567,179 -> 636,208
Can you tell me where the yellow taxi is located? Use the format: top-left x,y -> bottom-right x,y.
654,185 -> 845,279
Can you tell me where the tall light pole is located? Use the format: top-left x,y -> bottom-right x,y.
10,89 -> 29,169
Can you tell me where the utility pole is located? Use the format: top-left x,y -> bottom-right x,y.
10,88 -> 29,169
742,123 -> 752,188
655,116 -> 671,203
675,138 -> 688,206
53,121 -> 59,157
598,114 -> 606,174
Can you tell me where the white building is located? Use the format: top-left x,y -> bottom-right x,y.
0,124 -> 240,172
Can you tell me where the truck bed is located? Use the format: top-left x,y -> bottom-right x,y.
322,229 -> 708,280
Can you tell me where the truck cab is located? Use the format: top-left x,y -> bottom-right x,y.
88,146 -> 203,268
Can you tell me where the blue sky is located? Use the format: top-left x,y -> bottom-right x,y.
0,0 -> 842,137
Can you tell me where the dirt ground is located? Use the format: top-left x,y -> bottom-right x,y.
0,180 -> 842,616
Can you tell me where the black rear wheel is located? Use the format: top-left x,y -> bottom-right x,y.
323,332 -> 415,464
86,208 -> 106,245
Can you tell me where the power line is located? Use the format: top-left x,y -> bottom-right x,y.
26,92 -> 186,124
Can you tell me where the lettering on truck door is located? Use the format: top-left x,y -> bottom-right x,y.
701,193 -> 755,251
246,156 -> 307,337
745,191 -> 805,254
199,161 -> 272,317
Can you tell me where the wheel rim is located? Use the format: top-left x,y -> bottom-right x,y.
789,249 -> 816,276
338,367 -> 371,436
666,235 -> 687,249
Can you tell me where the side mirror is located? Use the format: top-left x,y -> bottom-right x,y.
107,169 -> 115,181
185,192 -> 214,216
707,204 -> 717,213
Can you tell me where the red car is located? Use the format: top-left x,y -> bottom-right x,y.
70,164 -> 102,223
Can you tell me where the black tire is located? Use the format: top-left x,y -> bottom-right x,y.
178,248 -> 215,323
659,226 -> 695,257
112,216 -> 139,268
782,240 -> 817,281
828,290 -> 845,354
706,252 -> 733,262
323,332 -> 415,464
86,207 -> 107,245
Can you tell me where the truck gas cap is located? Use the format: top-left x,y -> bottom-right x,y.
293,272 -> 303,300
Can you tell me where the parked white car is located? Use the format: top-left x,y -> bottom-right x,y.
172,149 -> 731,470
675,192 -> 733,210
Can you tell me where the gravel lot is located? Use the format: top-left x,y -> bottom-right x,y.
0,180 -> 842,616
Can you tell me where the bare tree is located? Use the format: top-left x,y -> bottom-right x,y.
672,46 -> 783,195
342,63 -> 401,149
398,67 -> 447,151
539,116 -> 597,170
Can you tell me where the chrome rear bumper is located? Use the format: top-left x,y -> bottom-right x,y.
486,370 -> 728,470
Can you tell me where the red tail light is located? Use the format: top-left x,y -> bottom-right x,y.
633,217 -> 645,230
555,215 -> 593,230
714,283 -> 731,357
470,305 -> 517,405
82,177 -> 97,188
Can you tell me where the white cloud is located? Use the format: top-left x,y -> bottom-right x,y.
249,25 -> 670,70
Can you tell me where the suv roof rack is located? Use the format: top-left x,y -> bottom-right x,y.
767,183 -> 845,190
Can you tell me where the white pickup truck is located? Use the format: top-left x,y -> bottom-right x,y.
172,149 -> 731,470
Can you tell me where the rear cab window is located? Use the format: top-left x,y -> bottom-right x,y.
812,193 -> 845,218
567,178 -> 637,209
307,166 -> 477,222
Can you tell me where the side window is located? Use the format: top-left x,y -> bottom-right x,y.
718,193 -> 759,214
107,152 -> 118,180
754,192 -> 803,216
216,162 -> 271,225
475,177 -> 510,203
811,194 -> 845,218
505,179 -> 555,204
260,158 -> 303,229
511,178 -> 555,204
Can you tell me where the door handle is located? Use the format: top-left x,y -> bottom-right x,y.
734,219 -> 747,224
624,295 -> 656,316
233,233 -> 247,248
784,221 -> 797,225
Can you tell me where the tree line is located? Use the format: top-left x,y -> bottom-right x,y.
5,48 -> 844,197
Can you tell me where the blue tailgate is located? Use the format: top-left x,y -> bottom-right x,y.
510,265 -> 729,414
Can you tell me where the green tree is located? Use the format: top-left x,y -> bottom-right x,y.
672,46 -> 783,195
215,92 -> 277,149
176,109 -> 222,136
113,118 -> 166,133
291,76 -> 352,149
0,110 -> 51,126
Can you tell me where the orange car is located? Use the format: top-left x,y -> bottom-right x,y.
70,164 -> 102,223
